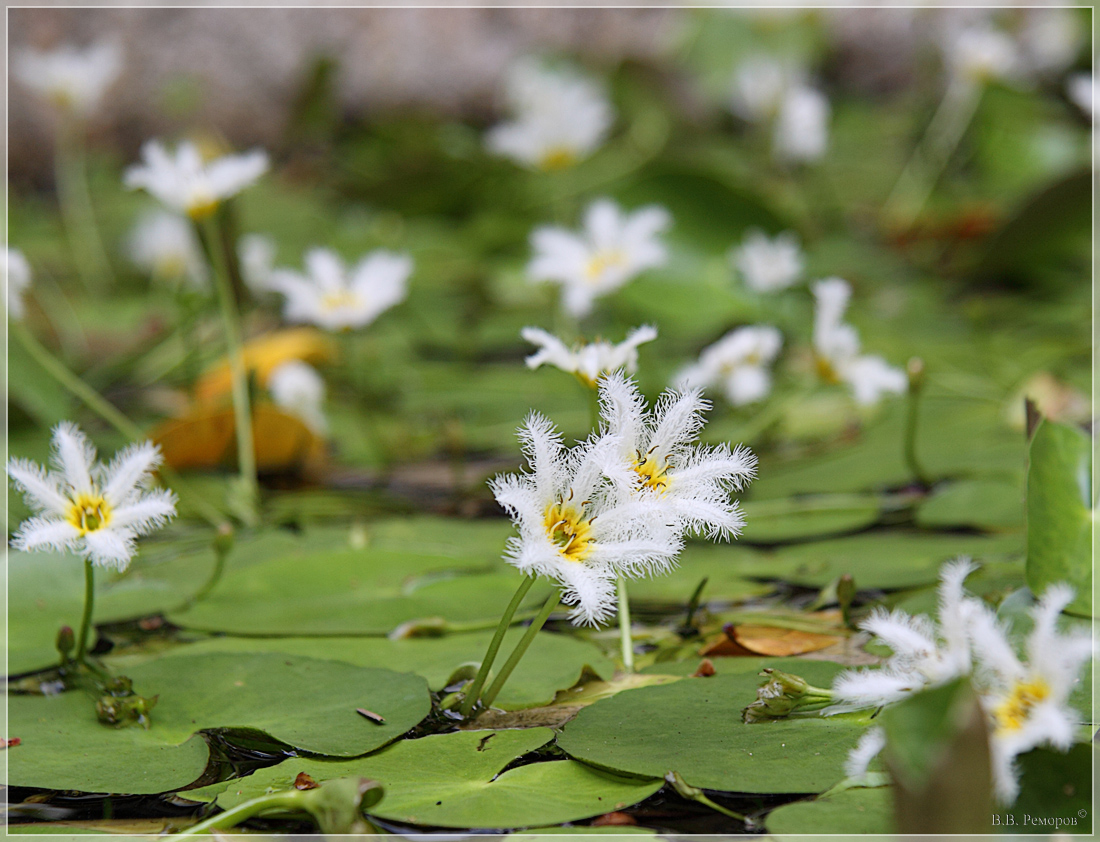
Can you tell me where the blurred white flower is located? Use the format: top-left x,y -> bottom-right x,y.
729,56 -> 799,123
238,233 -> 278,294
268,360 -> 327,435
675,325 -> 783,407
486,58 -> 613,171
731,229 -> 804,292
270,247 -> 411,332
14,41 -> 121,116
528,198 -> 671,319
8,422 -> 177,570
521,325 -> 657,388
812,278 -> 906,405
490,414 -> 682,626
599,372 -> 756,546
968,585 -> 1093,804
1018,8 -> 1083,77
773,85 -> 831,163
845,727 -> 886,781
1067,73 -> 1093,117
126,211 -> 207,288
945,25 -> 1019,85
4,247 -> 32,321
124,140 -> 268,220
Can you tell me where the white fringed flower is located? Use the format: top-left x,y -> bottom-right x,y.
812,278 -> 906,405
8,423 -> 177,571
831,559 -> 979,712
598,373 -> 757,548
528,199 -> 671,319
126,211 -> 207,288
968,585 -> 1093,804
675,326 -> 783,407
124,140 -> 269,221
485,59 -> 613,171
731,229 -> 804,292
239,234 -> 278,294
945,25 -> 1019,85
490,414 -> 682,626
729,56 -> 798,123
14,41 -> 121,115
268,360 -> 327,435
521,325 -> 657,388
773,85 -> 830,163
270,248 -> 411,332
845,727 -> 886,781
5,247 -> 32,321
729,57 -> 829,163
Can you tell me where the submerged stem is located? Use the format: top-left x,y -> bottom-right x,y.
75,561 -> 96,664
458,574 -> 536,719
479,590 -> 562,712
176,791 -> 304,836
618,575 -> 635,673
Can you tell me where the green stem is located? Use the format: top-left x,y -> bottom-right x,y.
618,576 -> 635,673
189,542 -> 230,606
457,574 -> 536,719
904,359 -> 932,488
480,590 -> 562,712
176,791 -> 304,836
200,217 -> 259,524
75,561 -> 95,663
55,117 -> 114,294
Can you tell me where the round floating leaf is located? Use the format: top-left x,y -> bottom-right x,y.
194,728 -> 662,829
765,786 -> 894,836
1025,418 -> 1093,616
558,660 -> 867,794
916,478 -> 1024,532
628,545 -> 772,607
8,653 -> 430,793
739,495 -> 883,544
1009,744 -> 1093,832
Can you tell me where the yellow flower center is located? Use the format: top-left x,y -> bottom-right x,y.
584,250 -> 626,283
538,146 -> 578,171
543,499 -> 593,563
993,678 -> 1050,734
47,87 -> 77,111
633,451 -> 671,493
319,289 -> 361,313
814,354 -> 842,385
187,197 -> 219,221
155,254 -> 189,278
67,494 -> 112,535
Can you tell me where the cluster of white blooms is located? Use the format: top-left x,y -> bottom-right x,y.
491,373 -> 754,625
730,229 -> 804,293
486,58 -> 613,171
125,140 -> 269,220
238,234 -> 278,294
675,326 -> 783,407
521,325 -> 657,388
527,198 -> 670,319
8,423 -> 177,570
15,41 -> 122,116
126,211 -> 208,288
943,24 -> 1019,85
5,247 -> 32,321
268,360 -> 327,435
812,278 -> 906,405
269,247 -> 412,332
942,9 -> 1083,86
838,561 -> 1092,804
729,55 -> 830,164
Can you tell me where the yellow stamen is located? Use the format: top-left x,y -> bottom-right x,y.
633,451 -> 671,493
543,499 -> 594,563
67,494 -> 112,535
319,289 -> 361,313
584,250 -> 626,283
993,678 -> 1050,734
187,198 -> 219,221
538,146 -> 578,171
814,354 -> 842,385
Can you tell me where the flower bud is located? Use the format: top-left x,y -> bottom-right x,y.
56,625 -> 75,659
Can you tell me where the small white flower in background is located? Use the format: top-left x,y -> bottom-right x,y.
126,211 -> 207,288
731,229 -> 804,292
1018,8 -> 1083,78
1067,73 -> 1093,118
521,325 -> 657,388
812,278 -> 906,405
830,559 -> 980,713
729,56 -> 799,123
490,414 -> 682,626
968,585 -> 1093,804
124,140 -> 269,221
485,58 -> 613,171
238,233 -> 278,294
675,325 -> 783,407
269,247 -> 412,332
944,25 -> 1019,85
599,373 -> 756,550
773,85 -> 830,163
8,423 -> 177,571
4,247 -> 32,321
268,360 -> 327,436
528,198 -> 671,319
14,41 -> 121,115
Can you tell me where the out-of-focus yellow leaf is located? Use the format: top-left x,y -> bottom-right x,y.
729,625 -> 844,657
195,328 -> 335,403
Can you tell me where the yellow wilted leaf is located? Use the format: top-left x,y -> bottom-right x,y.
729,625 -> 844,657
194,328 -> 335,404
151,403 -> 326,474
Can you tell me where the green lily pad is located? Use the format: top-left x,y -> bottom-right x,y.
192,728 -> 662,829
764,786 -> 894,836
1025,419 -> 1092,616
739,494 -> 883,544
916,479 -> 1024,531
108,629 -> 615,710
7,653 -> 430,794
558,660 -> 868,794
1008,744 -> 1093,834
628,545 -> 772,607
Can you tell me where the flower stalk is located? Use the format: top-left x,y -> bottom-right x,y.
75,560 -> 96,664
617,575 -> 635,673
55,116 -> 115,294
479,590 -> 562,712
